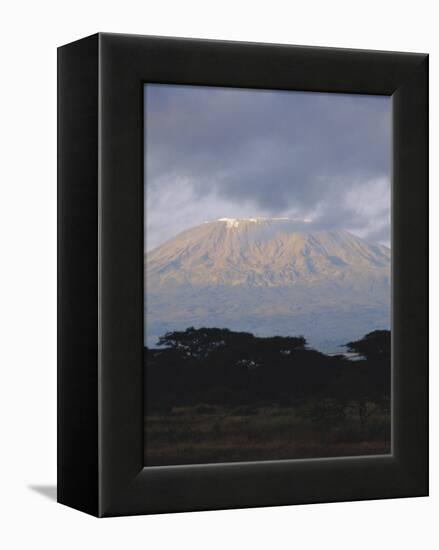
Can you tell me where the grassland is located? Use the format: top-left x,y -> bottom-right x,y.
144,402 -> 390,466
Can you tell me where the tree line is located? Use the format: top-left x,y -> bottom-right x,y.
144,328 -> 390,413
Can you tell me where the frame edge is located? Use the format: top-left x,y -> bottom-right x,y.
57,33 -> 100,516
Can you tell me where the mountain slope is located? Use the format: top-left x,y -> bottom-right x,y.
145,218 -> 391,351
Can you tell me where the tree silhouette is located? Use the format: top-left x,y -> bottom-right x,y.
345,330 -> 390,360
146,327 -> 390,411
157,327 -> 254,359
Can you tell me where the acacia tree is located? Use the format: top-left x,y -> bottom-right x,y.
157,327 -> 254,359
157,327 -> 307,361
345,330 -> 390,360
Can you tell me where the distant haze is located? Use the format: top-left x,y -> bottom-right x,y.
145,219 -> 390,351
145,85 -> 391,252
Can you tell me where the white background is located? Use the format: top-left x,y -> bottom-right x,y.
0,0 -> 436,548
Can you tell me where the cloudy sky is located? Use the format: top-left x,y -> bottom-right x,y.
144,84 -> 391,252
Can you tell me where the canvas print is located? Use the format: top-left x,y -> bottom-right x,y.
144,84 -> 391,466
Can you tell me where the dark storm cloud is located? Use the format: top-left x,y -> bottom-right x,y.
145,85 -> 391,250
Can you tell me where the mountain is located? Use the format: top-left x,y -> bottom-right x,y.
145,218 -> 391,351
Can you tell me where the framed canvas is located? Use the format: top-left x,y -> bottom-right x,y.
58,33 -> 428,517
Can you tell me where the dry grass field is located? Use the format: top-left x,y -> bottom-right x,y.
144,402 -> 390,466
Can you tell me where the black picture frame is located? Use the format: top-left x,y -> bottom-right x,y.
58,32 -> 428,517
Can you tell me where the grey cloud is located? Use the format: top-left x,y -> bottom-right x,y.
145,84 -> 391,250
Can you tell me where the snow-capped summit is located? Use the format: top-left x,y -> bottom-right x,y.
207,217 -> 310,228
146,219 -> 390,287
144,219 -> 390,351
214,217 -> 291,227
